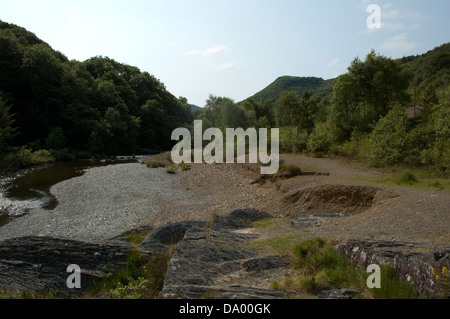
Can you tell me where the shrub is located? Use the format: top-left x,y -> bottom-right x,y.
30,149 -> 55,165
307,122 -> 334,154
364,105 -> 410,167
397,169 -> 419,184
433,267 -> 450,299
166,166 -> 177,174
146,161 -> 165,168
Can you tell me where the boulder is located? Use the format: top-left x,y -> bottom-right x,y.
336,239 -> 450,298
0,236 -> 134,296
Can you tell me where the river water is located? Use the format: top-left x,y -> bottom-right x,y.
0,157 -> 144,228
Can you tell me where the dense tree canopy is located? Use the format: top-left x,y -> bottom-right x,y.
331,50 -> 413,141
0,20 -> 192,163
1,20 -> 448,175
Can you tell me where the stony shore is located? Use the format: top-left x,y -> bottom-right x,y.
0,155 -> 449,298
0,163 -> 212,241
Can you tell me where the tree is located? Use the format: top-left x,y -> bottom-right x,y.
364,105 -> 410,167
332,50 -> 412,142
298,91 -> 315,134
0,96 -> 18,156
275,91 -> 301,127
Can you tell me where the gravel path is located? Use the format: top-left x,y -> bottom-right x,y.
0,163 -> 212,241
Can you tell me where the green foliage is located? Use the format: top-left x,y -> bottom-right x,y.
109,277 -> 149,300
279,127 -> 309,153
275,91 -> 301,127
369,265 -> 419,299
331,50 -> 412,142
307,122 -> 334,154
45,127 -> 66,150
165,166 -> 177,174
0,21 -> 193,158
364,105 -> 410,167
0,95 -> 18,156
280,239 -> 366,295
249,76 -> 334,103
417,87 -> 450,175
398,169 -> 419,184
433,267 -> 450,299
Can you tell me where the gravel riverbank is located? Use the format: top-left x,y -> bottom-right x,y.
0,163 -> 212,241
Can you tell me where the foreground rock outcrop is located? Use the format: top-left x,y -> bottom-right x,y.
142,209 -> 290,299
0,236 -> 135,296
336,239 -> 450,298
1,210 -> 448,299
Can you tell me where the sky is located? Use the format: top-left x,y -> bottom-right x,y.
0,0 -> 449,107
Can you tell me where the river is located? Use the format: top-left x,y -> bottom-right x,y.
0,156 -> 210,241
0,157 -> 145,228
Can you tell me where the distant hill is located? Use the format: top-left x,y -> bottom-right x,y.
399,42 -> 450,90
189,104 -> 203,112
247,76 -> 336,102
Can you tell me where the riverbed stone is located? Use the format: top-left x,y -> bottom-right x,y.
0,236 -> 135,296
336,239 -> 450,298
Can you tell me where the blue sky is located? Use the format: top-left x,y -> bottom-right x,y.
0,0 -> 449,107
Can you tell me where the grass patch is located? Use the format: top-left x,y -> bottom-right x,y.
252,218 -> 286,230
89,245 -> 172,299
397,169 -> 419,184
249,234 -> 306,256
290,239 -> 365,295
165,166 -> 177,174
179,162 -> 192,171
124,232 -> 150,245
143,152 -> 174,169
350,169 -> 449,191
268,238 -> 421,299
369,264 -> 420,299
145,161 -> 165,168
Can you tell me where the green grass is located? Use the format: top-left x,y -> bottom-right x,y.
165,166 -> 177,174
89,245 -> 172,299
349,168 -> 449,191
146,161 -> 165,168
369,265 -> 420,299
249,233 -> 306,256
267,238 -> 421,299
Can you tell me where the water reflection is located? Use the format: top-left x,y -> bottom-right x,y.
0,156 -> 145,227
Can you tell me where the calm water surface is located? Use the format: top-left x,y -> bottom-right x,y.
0,157 -> 145,228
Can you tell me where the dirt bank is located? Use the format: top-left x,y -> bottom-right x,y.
176,154 -> 450,248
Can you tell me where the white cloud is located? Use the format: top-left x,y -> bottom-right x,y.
360,2 -> 425,33
379,33 -> 420,55
185,45 -> 230,57
217,62 -> 237,71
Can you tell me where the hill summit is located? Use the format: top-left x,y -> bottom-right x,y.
248,76 -> 335,102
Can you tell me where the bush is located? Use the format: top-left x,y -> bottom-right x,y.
166,166 -> 177,174
30,149 -> 55,165
397,170 -> 419,184
146,161 -> 165,168
307,122 -> 334,154
364,105 -> 410,167
369,265 -> 419,299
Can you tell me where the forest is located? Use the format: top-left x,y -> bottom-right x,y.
194,45 -> 450,177
0,21 -> 193,169
0,20 -> 449,177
